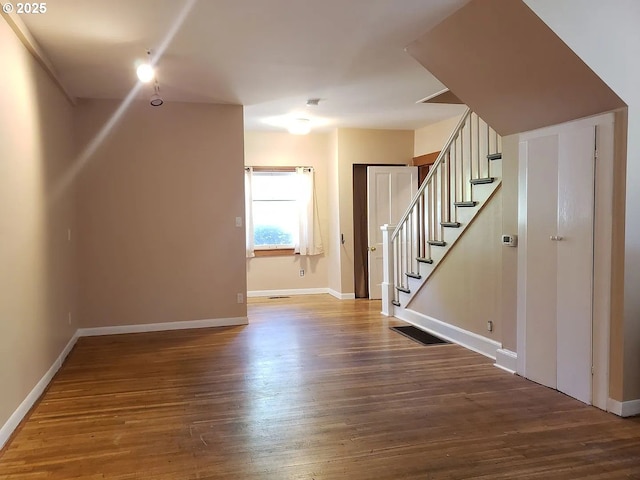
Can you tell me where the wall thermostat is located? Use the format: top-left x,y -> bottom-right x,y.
501,234 -> 518,247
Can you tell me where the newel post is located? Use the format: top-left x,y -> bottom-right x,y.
381,224 -> 396,316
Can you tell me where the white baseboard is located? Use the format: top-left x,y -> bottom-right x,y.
77,316 -> 248,337
328,289 -> 356,300
395,308 -> 501,360
247,288 -> 329,298
0,332 -> 79,450
494,348 -> 518,374
247,288 -> 358,300
607,398 -> 640,417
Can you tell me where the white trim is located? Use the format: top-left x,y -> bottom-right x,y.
516,139 -> 528,376
247,288 -> 328,298
0,332 -> 79,450
415,88 -> 450,104
328,289 -> 356,300
607,398 -> 640,418
494,349 -> 518,374
518,112 -> 614,141
395,308 -> 501,360
77,317 -> 248,337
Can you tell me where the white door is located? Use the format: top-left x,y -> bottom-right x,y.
518,124 -> 595,405
367,166 -> 418,300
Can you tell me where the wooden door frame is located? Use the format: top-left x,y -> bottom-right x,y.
413,151 -> 440,185
516,112 -> 614,411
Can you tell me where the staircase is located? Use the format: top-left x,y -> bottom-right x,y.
381,108 -> 502,315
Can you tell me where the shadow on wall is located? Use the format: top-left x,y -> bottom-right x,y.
28,54 -> 77,368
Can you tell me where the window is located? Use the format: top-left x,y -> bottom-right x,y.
245,166 -> 323,258
251,171 -> 298,249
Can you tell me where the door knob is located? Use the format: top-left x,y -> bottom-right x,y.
369,246 -> 377,251
550,235 -> 564,241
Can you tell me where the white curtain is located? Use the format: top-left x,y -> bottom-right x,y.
295,167 -> 323,255
244,167 -> 255,258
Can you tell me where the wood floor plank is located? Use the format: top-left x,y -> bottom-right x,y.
1,295 -> 639,479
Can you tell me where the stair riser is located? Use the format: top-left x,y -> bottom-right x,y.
488,157 -> 502,178
407,275 -> 423,292
417,261 -> 435,279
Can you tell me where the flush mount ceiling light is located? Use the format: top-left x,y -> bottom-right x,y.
262,114 -> 331,132
288,118 -> 311,135
150,80 -> 164,107
136,50 -> 155,83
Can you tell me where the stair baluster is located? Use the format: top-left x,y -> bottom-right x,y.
382,108 -> 502,312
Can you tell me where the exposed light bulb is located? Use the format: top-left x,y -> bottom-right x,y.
288,118 -> 311,135
137,63 -> 154,83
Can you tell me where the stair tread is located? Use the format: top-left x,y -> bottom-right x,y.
487,153 -> 502,160
396,286 -> 411,294
428,240 -> 447,247
406,272 -> 421,279
441,222 -> 461,228
392,300 -> 401,307
470,177 -> 495,185
455,201 -> 478,207
416,257 -> 434,264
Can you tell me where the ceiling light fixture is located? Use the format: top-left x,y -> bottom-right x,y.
136,50 -> 155,83
150,80 -> 164,107
288,118 -> 311,135
306,98 -> 321,107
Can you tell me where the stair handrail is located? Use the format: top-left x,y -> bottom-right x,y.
392,107 -> 471,240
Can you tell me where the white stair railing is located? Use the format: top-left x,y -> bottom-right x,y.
382,109 -> 502,312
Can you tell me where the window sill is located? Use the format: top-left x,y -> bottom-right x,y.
253,248 -> 296,257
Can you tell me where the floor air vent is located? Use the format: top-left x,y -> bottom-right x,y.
390,326 -> 450,346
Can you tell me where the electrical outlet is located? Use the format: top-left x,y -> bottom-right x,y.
237,293 -> 244,304
487,320 -> 493,332
235,217 -> 243,227
299,269 -> 305,277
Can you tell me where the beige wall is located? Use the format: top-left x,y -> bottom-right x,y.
335,129 -> 415,295
327,130 -> 342,293
500,135 -> 519,352
75,100 -> 246,327
244,132 -> 329,292
610,110 -> 628,402
243,128 -> 414,297
414,114 -> 463,157
407,190 -> 503,340
0,18 -> 77,432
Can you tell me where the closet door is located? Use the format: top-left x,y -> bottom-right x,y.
555,126 -> 595,404
520,134 -> 559,390
518,124 -> 595,405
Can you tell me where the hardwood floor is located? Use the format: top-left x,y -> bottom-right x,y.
1,295 -> 639,479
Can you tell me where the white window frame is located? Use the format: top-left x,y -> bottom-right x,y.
251,170 -> 298,251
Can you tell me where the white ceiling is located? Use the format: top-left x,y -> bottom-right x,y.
19,0 -> 469,131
